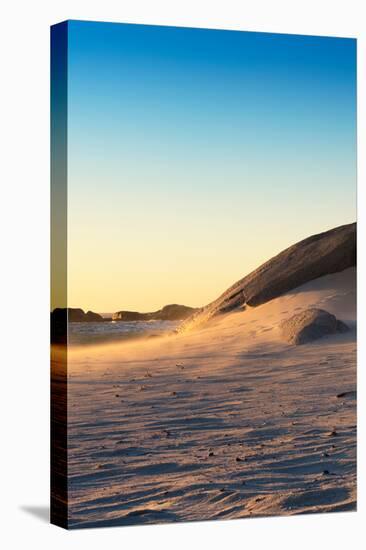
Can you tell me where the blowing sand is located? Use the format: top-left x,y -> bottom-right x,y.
62,267 -> 356,527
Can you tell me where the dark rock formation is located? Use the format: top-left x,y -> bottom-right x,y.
280,308 -> 349,345
56,308 -> 105,323
84,310 -> 105,322
51,308 -> 106,344
112,304 -> 197,322
180,222 -> 356,331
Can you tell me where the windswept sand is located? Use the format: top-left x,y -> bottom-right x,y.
63,268 -> 356,528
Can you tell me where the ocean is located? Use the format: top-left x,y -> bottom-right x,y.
68,319 -> 179,345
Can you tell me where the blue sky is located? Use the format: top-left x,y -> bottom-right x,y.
66,21 -> 356,311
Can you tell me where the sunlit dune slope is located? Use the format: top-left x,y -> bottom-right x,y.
180,222 -> 356,332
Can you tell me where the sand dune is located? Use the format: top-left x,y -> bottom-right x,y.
59,267 -> 356,527
180,222 -> 356,332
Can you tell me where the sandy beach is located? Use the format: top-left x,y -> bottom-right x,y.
56,267 -> 356,527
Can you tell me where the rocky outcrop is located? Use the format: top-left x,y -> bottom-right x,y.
83,310 -> 105,322
180,222 -> 356,331
51,308 -> 106,343
112,304 -> 197,322
65,308 -> 105,322
52,307 -> 105,324
280,308 -> 349,345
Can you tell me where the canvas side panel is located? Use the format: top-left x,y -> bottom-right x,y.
50,20 -> 68,529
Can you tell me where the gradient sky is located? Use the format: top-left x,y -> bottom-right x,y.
66,21 -> 356,313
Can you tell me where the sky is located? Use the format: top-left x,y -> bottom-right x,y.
64,20 -> 356,313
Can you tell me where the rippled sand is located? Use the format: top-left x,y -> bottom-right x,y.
60,268 -> 356,528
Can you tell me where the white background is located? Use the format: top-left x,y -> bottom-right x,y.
1,1 -> 365,548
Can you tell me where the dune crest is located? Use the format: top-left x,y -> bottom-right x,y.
180,222 -> 356,332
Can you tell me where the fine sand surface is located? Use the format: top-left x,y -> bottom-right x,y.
63,267 -> 356,528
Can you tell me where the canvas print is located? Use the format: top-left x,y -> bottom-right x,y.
51,20 -> 357,529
